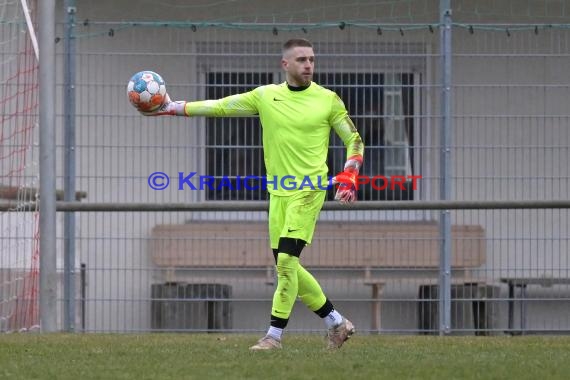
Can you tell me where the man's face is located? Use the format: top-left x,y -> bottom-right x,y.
282,46 -> 315,87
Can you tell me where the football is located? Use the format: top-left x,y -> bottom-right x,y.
127,70 -> 167,112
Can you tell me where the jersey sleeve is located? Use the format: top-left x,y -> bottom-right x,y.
184,88 -> 260,117
329,93 -> 364,161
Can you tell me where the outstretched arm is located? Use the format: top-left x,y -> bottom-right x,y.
139,91 -> 260,117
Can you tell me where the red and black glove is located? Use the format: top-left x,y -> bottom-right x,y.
332,155 -> 363,204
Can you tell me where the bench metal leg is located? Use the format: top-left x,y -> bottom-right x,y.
520,284 -> 527,335
370,283 -> 384,334
471,285 -> 488,336
507,283 -> 515,334
507,282 -> 528,336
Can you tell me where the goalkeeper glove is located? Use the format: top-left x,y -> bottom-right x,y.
332,155 -> 363,204
138,93 -> 187,116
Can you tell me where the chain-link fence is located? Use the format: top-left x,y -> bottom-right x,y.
1,0 -> 569,334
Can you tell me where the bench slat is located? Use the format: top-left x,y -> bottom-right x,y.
150,221 -> 485,269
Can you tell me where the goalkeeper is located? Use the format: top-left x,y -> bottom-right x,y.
140,38 -> 364,350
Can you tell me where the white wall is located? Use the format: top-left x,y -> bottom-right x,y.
49,0 -> 570,332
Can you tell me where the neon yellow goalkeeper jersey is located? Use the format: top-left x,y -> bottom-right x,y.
185,81 -> 364,196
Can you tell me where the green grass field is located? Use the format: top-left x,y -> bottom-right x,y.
1,334 -> 569,379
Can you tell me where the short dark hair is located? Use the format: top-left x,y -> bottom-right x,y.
282,38 -> 313,52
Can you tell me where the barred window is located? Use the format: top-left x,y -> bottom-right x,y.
205,72 -> 270,201
205,72 -> 416,201
315,72 -> 415,201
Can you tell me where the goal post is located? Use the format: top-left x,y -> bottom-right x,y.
0,0 -> 40,332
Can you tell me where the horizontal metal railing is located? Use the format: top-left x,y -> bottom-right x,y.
1,200 -> 570,212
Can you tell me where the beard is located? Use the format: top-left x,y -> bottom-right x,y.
292,72 -> 312,86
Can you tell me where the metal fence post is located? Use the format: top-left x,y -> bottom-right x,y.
439,0 -> 453,335
39,0 -> 58,333
64,0 -> 77,332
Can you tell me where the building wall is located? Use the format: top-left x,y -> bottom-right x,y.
47,0 -> 570,332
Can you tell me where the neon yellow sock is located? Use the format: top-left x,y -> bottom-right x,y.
271,253 -> 300,319
297,264 -> 327,311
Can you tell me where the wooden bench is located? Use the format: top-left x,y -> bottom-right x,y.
149,221 -> 486,332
